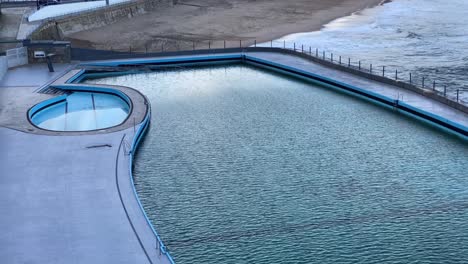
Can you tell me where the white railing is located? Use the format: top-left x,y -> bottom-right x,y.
6,46 -> 28,68
0,56 -> 8,81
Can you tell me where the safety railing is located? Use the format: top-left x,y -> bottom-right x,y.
91,38 -> 468,110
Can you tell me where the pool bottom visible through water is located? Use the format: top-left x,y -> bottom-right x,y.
31,92 -> 129,131
87,64 -> 468,264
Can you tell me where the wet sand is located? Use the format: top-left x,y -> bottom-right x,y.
68,0 -> 383,51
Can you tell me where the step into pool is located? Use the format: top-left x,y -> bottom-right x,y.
30,92 -> 130,131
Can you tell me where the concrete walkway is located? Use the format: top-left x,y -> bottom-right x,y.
248,51 -> 468,128
0,63 -> 173,264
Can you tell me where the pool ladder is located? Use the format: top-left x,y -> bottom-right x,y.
394,93 -> 403,110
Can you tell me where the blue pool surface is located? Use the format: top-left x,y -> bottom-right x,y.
31,92 -> 129,131
88,64 -> 468,264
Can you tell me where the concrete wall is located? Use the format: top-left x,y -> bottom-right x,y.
0,56 -> 7,81
30,0 -> 174,40
26,41 -> 71,63
6,47 -> 28,68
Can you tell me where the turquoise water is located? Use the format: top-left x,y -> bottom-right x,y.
31,92 -> 129,131
90,64 -> 468,263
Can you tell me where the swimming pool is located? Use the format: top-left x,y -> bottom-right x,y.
30,92 -> 130,131
88,64 -> 468,264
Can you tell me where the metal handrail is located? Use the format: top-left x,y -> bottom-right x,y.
99,38 -> 467,109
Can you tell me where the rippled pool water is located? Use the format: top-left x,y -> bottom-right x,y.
90,64 -> 468,263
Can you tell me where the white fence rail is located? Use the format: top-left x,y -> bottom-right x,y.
6,47 -> 28,68
0,56 -> 8,81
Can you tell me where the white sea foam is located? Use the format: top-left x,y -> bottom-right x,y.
267,0 -> 468,101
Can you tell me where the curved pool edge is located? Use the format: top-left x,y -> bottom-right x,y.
27,86 -> 133,133
51,69 -> 177,262
127,99 -> 177,264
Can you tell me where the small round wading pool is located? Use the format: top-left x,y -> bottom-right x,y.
29,91 -> 130,131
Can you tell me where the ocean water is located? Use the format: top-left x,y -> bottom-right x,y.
266,0 -> 468,101
90,64 -> 468,264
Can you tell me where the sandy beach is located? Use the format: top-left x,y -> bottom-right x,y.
68,0 -> 383,51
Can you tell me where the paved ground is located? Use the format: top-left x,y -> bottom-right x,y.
0,63 -> 173,264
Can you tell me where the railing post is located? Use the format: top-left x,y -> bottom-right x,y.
444,85 -> 446,96
382,66 -> 385,77
339,56 -> 342,65
294,42 -> 296,51
433,80 -> 436,90
309,46 -> 311,55
457,89 -> 459,102
359,61 -> 361,70
302,44 -> 304,53
395,69 -> 398,80
316,48 -> 318,57
208,41 -> 211,49
348,58 -> 351,67
422,77 -> 425,88
323,51 -> 325,60
409,72 -> 412,84
331,53 -> 333,62
370,64 -> 372,73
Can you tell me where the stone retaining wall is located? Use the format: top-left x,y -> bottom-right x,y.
30,0 -> 174,40
27,41 -> 71,63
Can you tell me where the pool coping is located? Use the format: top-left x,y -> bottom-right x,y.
27,86 -> 133,133
77,52 -> 468,140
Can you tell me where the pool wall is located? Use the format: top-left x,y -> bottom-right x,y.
77,54 -> 468,140
28,84 -> 133,132
51,74 -> 177,263
243,55 -> 468,139
128,99 -> 176,264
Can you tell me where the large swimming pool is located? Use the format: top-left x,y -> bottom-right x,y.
88,64 -> 468,264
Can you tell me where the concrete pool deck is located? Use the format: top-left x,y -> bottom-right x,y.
0,50 -> 467,264
0,64 -> 174,263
